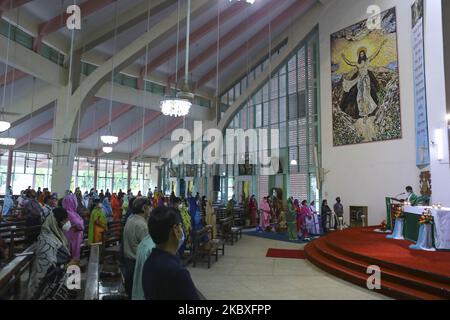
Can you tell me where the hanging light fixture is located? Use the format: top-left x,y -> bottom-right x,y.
0,121 -> 11,132
161,0 -> 193,117
102,146 -> 113,154
101,3 -> 119,151
100,128 -> 119,145
0,6 -> 13,133
0,137 -> 16,146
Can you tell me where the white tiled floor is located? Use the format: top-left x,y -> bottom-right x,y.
187,235 -> 390,300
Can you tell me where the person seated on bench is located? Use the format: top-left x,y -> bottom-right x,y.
142,206 -> 200,300
23,189 -> 43,227
88,199 -> 108,245
28,208 -> 72,300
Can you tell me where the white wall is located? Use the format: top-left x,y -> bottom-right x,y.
423,0 -> 450,206
319,0 -> 420,225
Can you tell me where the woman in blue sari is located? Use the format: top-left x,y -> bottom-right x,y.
189,196 -> 203,231
102,197 -> 113,220
2,186 -> 14,216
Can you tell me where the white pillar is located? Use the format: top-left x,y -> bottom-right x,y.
424,0 -> 450,205
51,94 -> 76,194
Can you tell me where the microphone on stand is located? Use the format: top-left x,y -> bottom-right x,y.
395,192 -> 406,198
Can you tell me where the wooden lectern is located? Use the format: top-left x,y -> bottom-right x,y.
385,197 -> 404,230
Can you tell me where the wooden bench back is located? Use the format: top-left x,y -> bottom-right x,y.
192,226 -> 212,251
0,244 -> 34,299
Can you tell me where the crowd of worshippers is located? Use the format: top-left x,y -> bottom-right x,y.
0,185 -> 214,300
226,192 -> 344,241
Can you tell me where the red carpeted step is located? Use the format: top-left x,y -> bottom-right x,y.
325,228 -> 450,286
313,237 -> 450,299
305,241 -> 444,300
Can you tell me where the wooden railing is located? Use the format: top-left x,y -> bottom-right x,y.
84,244 -> 100,300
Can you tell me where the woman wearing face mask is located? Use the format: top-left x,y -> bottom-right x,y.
88,199 -> 107,244
28,208 -> 72,300
62,194 -> 85,264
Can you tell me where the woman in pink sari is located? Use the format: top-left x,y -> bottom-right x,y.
62,194 -> 84,263
259,197 -> 271,231
297,200 -> 311,241
248,195 -> 258,226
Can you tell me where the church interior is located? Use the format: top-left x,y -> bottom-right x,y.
0,0 -> 449,301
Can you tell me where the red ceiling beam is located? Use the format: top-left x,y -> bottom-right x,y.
98,110 -> 162,157
168,0 -> 285,84
0,0 -> 32,11
79,103 -> 134,141
13,119 -> 53,149
33,0 -> 117,51
131,118 -> 183,159
0,69 -> 28,87
140,2 -> 246,79
197,0 -> 314,88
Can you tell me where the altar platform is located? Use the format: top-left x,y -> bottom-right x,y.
305,227 -> 450,300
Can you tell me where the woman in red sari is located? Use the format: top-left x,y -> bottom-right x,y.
111,193 -> 122,237
248,195 -> 257,226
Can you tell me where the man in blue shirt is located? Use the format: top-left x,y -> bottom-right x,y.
142,206 -> 200,300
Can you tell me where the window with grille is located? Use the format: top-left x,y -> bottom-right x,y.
220,29 -> 319,202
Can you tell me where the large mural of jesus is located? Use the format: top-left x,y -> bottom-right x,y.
331,7 -> 401,146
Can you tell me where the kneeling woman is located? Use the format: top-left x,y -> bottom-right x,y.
28,208 -> 72,300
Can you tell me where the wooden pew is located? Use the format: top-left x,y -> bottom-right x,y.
219,217 -> 242,245
192,226 -> 219,269
101,221 -> 123,262
1,225 -> 41,259
0,245 -> 34,299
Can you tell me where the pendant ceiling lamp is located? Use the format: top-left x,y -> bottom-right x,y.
0,4 -> 15,145
101,3 -> 119,151
0,1 -> 13,135
102,146 -> 113,154
161,0 -> 193,117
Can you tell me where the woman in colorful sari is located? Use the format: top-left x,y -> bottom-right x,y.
259,197 -> 271,231
189,196 -> 203,231
286,198 -> 298,240
248,195 -> 258,226
62,194 -> 84,263
297,200 -> 311,241
177,198 -> 192,257
2,186 -> 14,216
102,197 -> 113,220
28,208 -> 72,300
88,199 -> 108,244
111,194 -> 122,222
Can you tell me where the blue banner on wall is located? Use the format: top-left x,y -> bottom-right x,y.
412,0 -> 430,167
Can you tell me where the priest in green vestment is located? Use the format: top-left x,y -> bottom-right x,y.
405,186 -> 419,206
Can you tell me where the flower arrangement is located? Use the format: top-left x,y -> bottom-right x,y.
380,220 -> 387,231
419,209 -> 434,225
392,205 -> 404,219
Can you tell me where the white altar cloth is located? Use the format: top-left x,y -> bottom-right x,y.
404,206 -> 450,250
